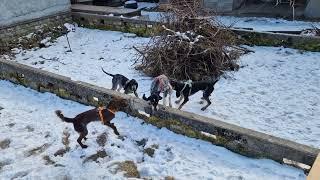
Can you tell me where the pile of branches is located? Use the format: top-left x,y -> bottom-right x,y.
134,0 -> 248,81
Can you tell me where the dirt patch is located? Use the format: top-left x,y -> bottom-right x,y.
96,132 -> 108,147
165,176 -> 175,180
115,161 -> 140,178
144,144 -> 159,157
25,143 -> 50,157
54,148 -> 68,157
7,123 -> 15,128
83,150 -> 108,163
62,130 -> 70,148
0,138 -> 11,149
42,155 -> 55,165
144,148 -> 155,157
135,138 -> 148,147
25,125 -> 34,132
11,171 -> 29,179
0,160 -> 11,171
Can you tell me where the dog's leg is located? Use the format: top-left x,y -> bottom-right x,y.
175,95 -> 184,104
111,82 -> 117,91
201,96 -> 211,111
117,85 -> 122,92
178,96 -> 189,110
199,96 -> 205,104
106,122 -> 120,135
134,91 -> 139,98
163,92 -> 167,106
77,132 -> 88,148
168,90 -> 172,108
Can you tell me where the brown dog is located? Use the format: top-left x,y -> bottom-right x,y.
55,98 -> 128,148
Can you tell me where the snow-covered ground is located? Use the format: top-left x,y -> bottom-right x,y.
141,11 -> 320,32
8,25 -> 320,148
216,16 -> 320,32
0,80 -> 305,179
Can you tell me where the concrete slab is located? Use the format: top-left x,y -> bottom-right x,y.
71,4 -> 141,17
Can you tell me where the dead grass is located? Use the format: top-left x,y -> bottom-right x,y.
0,160 -> 11,171
62,129 -> 70,148
42,155 -> 55,165
7,123 -> 15,128
0,138 -> 11,149
115,161 -> 140,178
25,143 -> 50,157
25,125 -> 34,132
83,150 -> 108,163
165,176 -> 175,180
144,148 -> 155,157
96,132 -> 108,147
54,148 -> 68,157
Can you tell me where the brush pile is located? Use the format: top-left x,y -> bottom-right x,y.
134,0 -> 248,81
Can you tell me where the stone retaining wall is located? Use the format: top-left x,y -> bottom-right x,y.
0,12 -> 72,55
72,12 -> 320,51
0,58 -> 318,168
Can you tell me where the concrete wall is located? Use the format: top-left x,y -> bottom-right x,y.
304,0 -> 320,18
0,58 -> 319,167
0,0 -> 70,27
72,12 -> 320,52
0,13 -> 71,55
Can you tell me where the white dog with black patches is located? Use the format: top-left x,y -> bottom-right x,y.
143,74 -> 173,110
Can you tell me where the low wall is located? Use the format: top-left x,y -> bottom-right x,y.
0,58 -> 319,168
0,12 -> 72,55
72,12 -> 320,51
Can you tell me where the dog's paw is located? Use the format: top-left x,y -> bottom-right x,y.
199,101 -> 204,104
82,145 -> 88,149
175,100 -> 180,104
201,107 -> 206,111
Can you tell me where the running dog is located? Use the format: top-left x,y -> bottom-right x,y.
170,79 -> 219,111
102,67 -> 139,97
55,98 -> 128,148
143,74 -> 173,111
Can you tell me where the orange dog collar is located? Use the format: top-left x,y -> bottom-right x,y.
98,107 -> 115,124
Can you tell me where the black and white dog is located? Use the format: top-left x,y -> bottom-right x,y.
170,79 -> 219,111
143,74 -> 173,110
102,68 -> 139,97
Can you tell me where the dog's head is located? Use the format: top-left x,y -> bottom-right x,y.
124,79 -> 138,94
169,79 -> 182,98
107,97 -> 128,112
142,93 -> 162,110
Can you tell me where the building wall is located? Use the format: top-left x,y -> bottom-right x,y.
304,0 -> 320,18
0,0 -> 70,27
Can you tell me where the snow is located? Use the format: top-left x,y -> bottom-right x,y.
9,25 -> 320,148
0,80 -> 306,179
137,2 -> 158,10
216,16 -> 320,32
140,11 -> 320,32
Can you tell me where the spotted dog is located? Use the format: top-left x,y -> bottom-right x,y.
102,67 -> 139,97
143,74 -> 173,111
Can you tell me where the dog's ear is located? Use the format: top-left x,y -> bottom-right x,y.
142,94 -> 150,101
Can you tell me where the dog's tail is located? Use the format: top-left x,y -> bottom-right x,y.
142,94 -> 149,101
55,110 -> 74,123
101,67 -> 114,77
